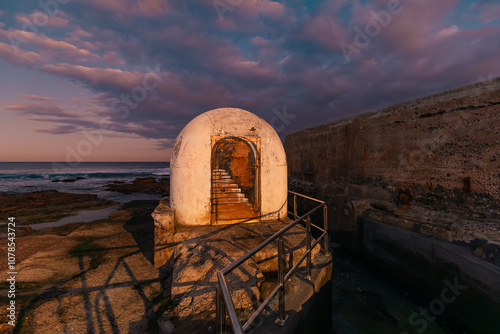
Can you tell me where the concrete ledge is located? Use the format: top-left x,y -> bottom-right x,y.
363,218 -> 500,303
157,222 -> 331,333
152,202 -> 175,267
244,252 -> 333,334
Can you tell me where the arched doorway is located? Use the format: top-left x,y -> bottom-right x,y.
211,136 -> 260,224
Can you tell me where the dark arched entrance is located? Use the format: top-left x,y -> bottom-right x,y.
211,136 -> 260,224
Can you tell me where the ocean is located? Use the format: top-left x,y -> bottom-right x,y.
0,161 -> 170,203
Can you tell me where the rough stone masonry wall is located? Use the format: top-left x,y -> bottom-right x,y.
284,78 -> 500,263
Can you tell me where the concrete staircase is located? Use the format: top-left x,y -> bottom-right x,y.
212,169 -> 254,220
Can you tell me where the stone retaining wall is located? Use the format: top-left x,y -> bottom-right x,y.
285,78 -> 500,255
284,78 -> 500,306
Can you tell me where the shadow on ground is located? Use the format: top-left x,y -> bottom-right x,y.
7,200 -> 168,334
122,200 -> 158,265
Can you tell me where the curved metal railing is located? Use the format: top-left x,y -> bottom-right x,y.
216,190 -> 328,333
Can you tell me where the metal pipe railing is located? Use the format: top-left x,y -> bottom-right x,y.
305,215 -> 312,280
276,235 -> 287,325
288,190 -> 325,204
216,191 -> 328,333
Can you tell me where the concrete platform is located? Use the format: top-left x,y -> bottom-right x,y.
157,220 -> 332,333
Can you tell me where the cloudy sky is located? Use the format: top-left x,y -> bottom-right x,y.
0,0 -> 499,162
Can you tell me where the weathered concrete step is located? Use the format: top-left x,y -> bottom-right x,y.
213,179 -> 237,184
212,192 -> 245,198
214,177 -> 234,182
213,197 -> 249,204
217,212 -> 255,220
213,175 -> 231,179
217,203 -> 253,210
212,171 -> 230,175
213,179 -> 234,183
212,188 -> 241,193
213,183 -> 238,188
216,203 -> 255,220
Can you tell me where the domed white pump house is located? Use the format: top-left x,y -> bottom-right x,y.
171,107 -> 287,225
152,107 -> 288,266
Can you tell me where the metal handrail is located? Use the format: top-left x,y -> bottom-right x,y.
216,191 -> 328,333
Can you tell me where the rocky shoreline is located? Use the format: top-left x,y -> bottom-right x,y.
106,176 -> 170,195
0,190 -> 115,227
0,176 -> 171,333
0,177 -> 169,227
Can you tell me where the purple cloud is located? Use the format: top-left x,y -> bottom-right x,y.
0,0 -> 499,157
36,125 -> 79,134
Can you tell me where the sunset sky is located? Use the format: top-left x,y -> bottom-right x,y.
0,0 -> 499,162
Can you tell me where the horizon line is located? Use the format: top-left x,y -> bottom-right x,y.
0,161 -> 170,163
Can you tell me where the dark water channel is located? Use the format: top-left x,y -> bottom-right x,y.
327,249 -> 500,334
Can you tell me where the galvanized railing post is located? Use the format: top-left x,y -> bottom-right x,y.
323,204 -> 328,252
293,194 -> 297,220
216,286 -> 225,333
306,215 -> 311,280
275,235 -> 288,326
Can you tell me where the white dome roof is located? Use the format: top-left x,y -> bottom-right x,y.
171,108 -> 285,168
170,108 -> 287,226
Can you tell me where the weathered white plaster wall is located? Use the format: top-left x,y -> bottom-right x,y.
170,108 -> 287,226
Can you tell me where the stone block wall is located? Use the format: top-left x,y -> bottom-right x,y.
286,79 -> 499,197
284,78 -> 500,260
